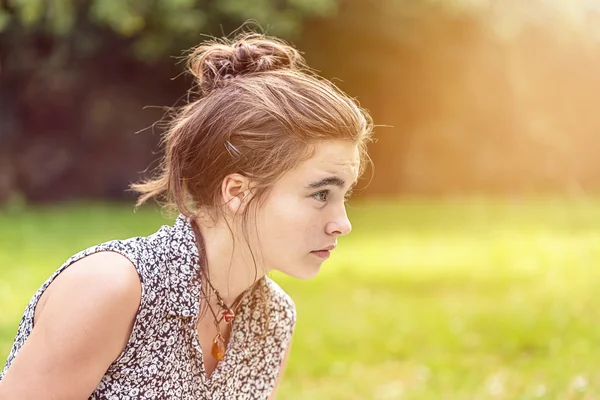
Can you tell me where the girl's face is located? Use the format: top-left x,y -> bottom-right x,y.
252,140 -> 360,279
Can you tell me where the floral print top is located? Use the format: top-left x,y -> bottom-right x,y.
1,214 -> 296,399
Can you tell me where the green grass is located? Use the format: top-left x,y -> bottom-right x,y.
1,198 -> 600,399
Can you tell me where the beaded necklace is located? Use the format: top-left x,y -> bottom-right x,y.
199,267 -> 248,360
190,218 -> 253,361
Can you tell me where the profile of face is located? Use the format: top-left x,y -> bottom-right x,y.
241,140 -> 360,279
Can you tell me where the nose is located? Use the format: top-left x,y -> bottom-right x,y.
325,207 -> 352,237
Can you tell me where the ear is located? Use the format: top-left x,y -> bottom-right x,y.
221,173 -> 252,214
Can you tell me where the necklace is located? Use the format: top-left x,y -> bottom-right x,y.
199,267 -> 246,361
190,218 -> 250,362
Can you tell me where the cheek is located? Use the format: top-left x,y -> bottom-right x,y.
258,197 -> 321,247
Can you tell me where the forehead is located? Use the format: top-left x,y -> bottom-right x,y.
288,140 -> 360,182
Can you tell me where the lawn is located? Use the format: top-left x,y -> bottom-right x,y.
1,198 -> 599,399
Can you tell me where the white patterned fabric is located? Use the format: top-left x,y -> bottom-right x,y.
1,214 -> 296,399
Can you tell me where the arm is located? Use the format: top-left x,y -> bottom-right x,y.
267,338 -> 293,400
0,251 -> 141,400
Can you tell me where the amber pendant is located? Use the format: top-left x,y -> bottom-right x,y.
211,333 -> 226,361
223,309 -> 235,323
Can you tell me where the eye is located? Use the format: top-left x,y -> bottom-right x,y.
311,190 -> 329,202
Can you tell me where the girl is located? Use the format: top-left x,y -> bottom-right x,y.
0,32 -> 373,399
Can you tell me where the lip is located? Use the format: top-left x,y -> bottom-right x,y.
315,244 -> 336,251
310,244 -> 336,260
310,250 -> 331,260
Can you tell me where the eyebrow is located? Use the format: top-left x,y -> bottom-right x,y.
305,176 -> 357,190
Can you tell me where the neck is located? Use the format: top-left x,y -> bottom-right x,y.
192,215 -> 267,306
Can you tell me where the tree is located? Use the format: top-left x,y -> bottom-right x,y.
0,0 -> 338,202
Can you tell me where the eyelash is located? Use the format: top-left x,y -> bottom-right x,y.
311,189 -> 354,203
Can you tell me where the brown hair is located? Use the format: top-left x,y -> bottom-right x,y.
131,32 -> 373,324
131,32 -> 373,217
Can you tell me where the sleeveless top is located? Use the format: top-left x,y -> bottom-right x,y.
0,214 -> 296,400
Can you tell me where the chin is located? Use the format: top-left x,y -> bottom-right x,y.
296,268 -> 321,280
279,263 -> 322,280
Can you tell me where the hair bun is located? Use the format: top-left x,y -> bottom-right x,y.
188,33 -> 306,95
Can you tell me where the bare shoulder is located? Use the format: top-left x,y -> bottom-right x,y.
35,250 -> 143,342
31,250 -> 143,353
0,250 -> 142,398
53,250 -> 140,289
36,251 -> 141,320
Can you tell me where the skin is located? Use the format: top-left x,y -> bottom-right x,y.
197,139 -> 359,379
0,139 -> 360,399
196,139 -> 359,302
0,252 -> 142,399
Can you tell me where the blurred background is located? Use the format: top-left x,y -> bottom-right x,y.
1,0 -> 600,399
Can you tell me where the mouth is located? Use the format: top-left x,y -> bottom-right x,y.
310,244 -> 336,260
